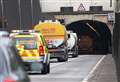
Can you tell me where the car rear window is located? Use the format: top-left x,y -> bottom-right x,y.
15,37 -> 37,49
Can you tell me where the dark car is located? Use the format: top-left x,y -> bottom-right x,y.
0,37 -> 30,82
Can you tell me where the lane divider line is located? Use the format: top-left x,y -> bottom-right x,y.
82,55 -> 106,82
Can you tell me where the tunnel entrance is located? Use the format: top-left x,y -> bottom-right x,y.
66,20 -> 112,54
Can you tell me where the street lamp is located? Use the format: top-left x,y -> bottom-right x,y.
110,0 -> 112,7
31,0 -> 33,26
0,0 -> 5,29
18,0 -> 22,29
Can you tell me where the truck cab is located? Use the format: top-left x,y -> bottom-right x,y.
67,31 -> 78,57
34,20 -> 68,62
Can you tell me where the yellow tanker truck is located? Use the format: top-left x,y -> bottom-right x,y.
34,20 -> 68,62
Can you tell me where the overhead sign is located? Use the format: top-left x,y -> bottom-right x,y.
77,3 -> 86,12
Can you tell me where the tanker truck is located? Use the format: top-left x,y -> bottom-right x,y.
34,20 -> 68,62
67,31 -> 78,57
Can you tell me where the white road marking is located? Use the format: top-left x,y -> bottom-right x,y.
82,55 -> 106,82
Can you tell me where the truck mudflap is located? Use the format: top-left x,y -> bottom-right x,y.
68,49 -> 78,58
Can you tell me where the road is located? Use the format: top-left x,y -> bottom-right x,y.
29,55 -> 104,82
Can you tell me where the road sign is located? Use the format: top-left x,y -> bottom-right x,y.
108,13 -> 114,22
77,3 -> 85,12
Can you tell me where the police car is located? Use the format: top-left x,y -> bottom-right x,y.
10,30 -> 50,74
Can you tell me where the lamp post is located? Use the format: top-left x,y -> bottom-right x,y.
0,0 -> 4,29
31,0 -> 33,26
18,0 -> 22,29
110,0 -> 112,7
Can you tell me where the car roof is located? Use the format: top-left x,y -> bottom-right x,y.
0,31 -> 9,37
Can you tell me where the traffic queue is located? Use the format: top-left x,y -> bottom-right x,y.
0,20 -> 79,81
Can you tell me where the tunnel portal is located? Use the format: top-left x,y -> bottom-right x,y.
66,20 -> 112,54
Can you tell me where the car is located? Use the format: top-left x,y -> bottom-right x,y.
10,30 -> 50,74
0,31 -> 9,37
0,37 -> 30,82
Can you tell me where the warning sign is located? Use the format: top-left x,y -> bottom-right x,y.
77,3 -> 86,12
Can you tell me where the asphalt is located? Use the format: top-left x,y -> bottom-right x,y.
87,54 -> 118,82
29,55 -> 103,82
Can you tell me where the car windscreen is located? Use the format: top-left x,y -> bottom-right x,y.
15,37 -> 37,50
0,49 -> 7,76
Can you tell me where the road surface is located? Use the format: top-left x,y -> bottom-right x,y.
29,55 -> 104,82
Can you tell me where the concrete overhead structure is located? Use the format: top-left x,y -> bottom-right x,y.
39,0 -> 114,54
55,14 -> 113,33
55,14 -> 108,24
40,0 -> 115,12
39,0 -> 114,33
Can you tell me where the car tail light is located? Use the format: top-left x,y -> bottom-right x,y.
39,45 -> 44,56
3,77 -> 16,82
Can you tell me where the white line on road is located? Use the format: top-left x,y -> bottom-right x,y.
82,55 -> 106,82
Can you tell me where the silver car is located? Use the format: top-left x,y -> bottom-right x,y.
0,37 -> 30,82
0,31 -> 9,37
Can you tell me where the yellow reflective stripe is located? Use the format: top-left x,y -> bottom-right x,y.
26,50 -> 33,57
33,50 -> 39,56
29,50 -> 39,57
19,50 -> 39,57
19,50 -> 28,57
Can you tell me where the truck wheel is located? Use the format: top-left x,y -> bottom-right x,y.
72,53 -> 78,58
72,47 -> 78,58
58,54 -> 68,62
41,63 -> 50,74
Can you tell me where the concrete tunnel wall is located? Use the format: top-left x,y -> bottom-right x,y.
66,20 -> 112,54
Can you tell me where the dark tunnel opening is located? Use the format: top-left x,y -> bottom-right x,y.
66,20 -> 112,54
